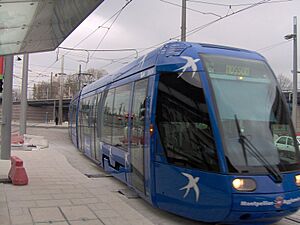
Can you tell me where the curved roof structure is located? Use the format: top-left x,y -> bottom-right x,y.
0,0 -> 104,56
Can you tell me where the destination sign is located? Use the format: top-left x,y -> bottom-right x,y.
201,54 -> 271,81
225,65 -> 250,77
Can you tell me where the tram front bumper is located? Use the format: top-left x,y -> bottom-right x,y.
224,208 -> 298,224
223,191 -> 300,224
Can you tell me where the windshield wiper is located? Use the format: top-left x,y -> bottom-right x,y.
234,115 -> 248,166
234,115 -> 283,183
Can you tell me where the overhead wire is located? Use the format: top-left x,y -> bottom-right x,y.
90,0 -> 133,58
183,0 -> 272,38
58,46 -> 138,63
159,0 -> 221,17
31,0 -> 133,82
256,40 -> 292,52
187,0 -> 292,7
100,0 -> 275,69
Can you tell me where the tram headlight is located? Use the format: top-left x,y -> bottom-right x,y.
295,175 -> 300,186
232,178 -> 256,191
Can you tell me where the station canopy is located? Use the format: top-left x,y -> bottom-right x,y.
0,0 -> 104,56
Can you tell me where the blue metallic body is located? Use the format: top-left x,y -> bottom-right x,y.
68,42 -> 300,224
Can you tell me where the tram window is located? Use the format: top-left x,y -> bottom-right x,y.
112,84 -> 131,150
96,92 -> 102,138
156,72 -> 219,172
88,95 -> 97,127
82,98 -> 90,135
101,89 -> 115,144
131,79 -> 148,146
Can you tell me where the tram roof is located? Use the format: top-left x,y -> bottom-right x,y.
81,41 -> 265,96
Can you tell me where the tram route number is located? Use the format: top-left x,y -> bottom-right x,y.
226,65 -> 250,77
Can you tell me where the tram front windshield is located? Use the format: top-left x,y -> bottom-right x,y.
202,54 -> 300,173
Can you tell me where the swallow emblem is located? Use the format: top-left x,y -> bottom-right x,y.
139,54 -> 148,68
180,172 -> 200,202
176,56 -> 200,78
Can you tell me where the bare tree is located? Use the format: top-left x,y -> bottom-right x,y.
79,68 -> 108,87
32,82 -> 51,99
64,75 -> 78,98
86,68 -> 108,80
32,68 -> 108,99
277,74 -> 292,91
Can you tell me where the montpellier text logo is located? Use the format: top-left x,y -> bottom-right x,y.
180,172 -> 200,202
240,196 -> 300,208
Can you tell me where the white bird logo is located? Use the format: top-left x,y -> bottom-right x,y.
139,54 -> 148,68
176,56 -> 200,78
180,172 -> 200,202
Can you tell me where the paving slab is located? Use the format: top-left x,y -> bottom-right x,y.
36,199 -> 73,207
9,208 -> 33,225
60,205 -> 98,221
0,204 -> 11,225
69,220 -> 104,225
35,222 -> 69,225
30,207 -> 65,223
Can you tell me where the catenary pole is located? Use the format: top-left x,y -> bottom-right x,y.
20,53 -> 29,135
1,55 -> 14,160
181,0 -> 186,41
50,72 -> 53,99
292,16 -> 298,130
78,64 -> 81,91
58,55 -> 64,125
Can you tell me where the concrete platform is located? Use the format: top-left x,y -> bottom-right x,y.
0,127 -> 299,225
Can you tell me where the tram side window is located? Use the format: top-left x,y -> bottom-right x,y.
88,96 -> 97,128
156,72 -> 219,172
101,89 -> 115,144
112,84 -> 131,150
131,79 -> 148,147
96,93 -> 102,138
82,98 -> 90,135
79,100 -> 84,131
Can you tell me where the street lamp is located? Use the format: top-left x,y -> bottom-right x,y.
284,16 -> 298,130
284,34 -> 296,40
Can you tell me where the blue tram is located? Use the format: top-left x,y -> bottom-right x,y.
69,42 -> 300,224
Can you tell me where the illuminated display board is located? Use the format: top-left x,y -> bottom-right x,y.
202,54 -> 269,80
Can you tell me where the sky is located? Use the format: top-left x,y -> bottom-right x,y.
12,0 -> 300,95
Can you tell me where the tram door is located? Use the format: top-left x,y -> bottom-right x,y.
129,79 -> 148,193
